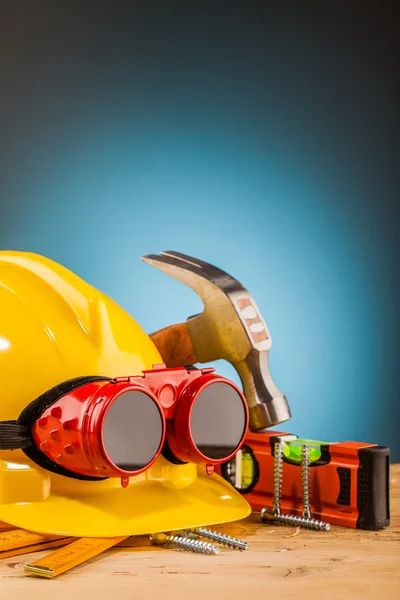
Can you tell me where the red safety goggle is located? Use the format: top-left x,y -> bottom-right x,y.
0,365 -> 248,485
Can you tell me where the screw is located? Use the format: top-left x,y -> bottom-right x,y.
301,444 -> 311,519
183,527 -> 248,551
273,442 -> 283,515
261,508 -> 330,531
260,441 -> 330,532
150,532 -> 219,555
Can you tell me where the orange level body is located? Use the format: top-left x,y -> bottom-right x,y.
216,430 -> 390,530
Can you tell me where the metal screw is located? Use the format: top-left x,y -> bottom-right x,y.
150,532 -> 219,555
183,527 -> 248,551
260,441 -> 330,532
261,508 -> 330,531
301,444 -> 311,519
273,442 -> 283,515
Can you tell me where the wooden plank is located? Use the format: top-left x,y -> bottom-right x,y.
0,464 -> 399,599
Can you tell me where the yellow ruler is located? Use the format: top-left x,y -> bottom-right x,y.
0,537 -> 72,560
116,536 -> 154,549
25,536 -> 128,578
0,529 -> 63,552
0,521 -> 15,533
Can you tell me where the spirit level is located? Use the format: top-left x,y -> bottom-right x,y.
217,430 -> 390,530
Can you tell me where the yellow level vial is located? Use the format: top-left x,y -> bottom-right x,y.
0,529 -> 61,552
25,536 -> 128,578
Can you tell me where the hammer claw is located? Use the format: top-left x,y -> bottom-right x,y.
160,250 -> 212,270
142,251 -> 246,294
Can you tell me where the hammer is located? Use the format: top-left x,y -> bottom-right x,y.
143,251 -> 291,431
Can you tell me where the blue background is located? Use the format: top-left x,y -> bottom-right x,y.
1,2 -> 398,459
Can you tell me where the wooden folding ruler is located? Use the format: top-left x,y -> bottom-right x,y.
0,528 -> 130,577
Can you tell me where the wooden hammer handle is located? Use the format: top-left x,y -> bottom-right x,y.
149,322 -> 197,368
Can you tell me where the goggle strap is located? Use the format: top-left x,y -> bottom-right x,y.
17,375 -> 111,428
0,376 -> 110,481
0,420 -> 32,450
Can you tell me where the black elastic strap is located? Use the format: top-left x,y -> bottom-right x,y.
17,375 -> 110,428
0,420 -> 32,450
0,375 -> 111,481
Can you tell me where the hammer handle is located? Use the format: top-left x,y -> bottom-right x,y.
149,323 -> 198,368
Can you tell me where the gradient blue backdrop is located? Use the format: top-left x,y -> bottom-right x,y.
1,2 -> 398,459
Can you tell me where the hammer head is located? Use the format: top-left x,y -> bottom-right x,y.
141,251 -> 291,430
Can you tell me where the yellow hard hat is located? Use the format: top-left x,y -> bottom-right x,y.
0,251 -> 250,537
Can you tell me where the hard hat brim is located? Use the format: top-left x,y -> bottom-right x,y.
0,461 -> 251,537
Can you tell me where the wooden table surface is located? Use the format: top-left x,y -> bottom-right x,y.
1,465 -> 399,600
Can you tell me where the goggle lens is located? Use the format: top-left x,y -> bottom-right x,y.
190,382 -> 247,460
102,390 -> 164,472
